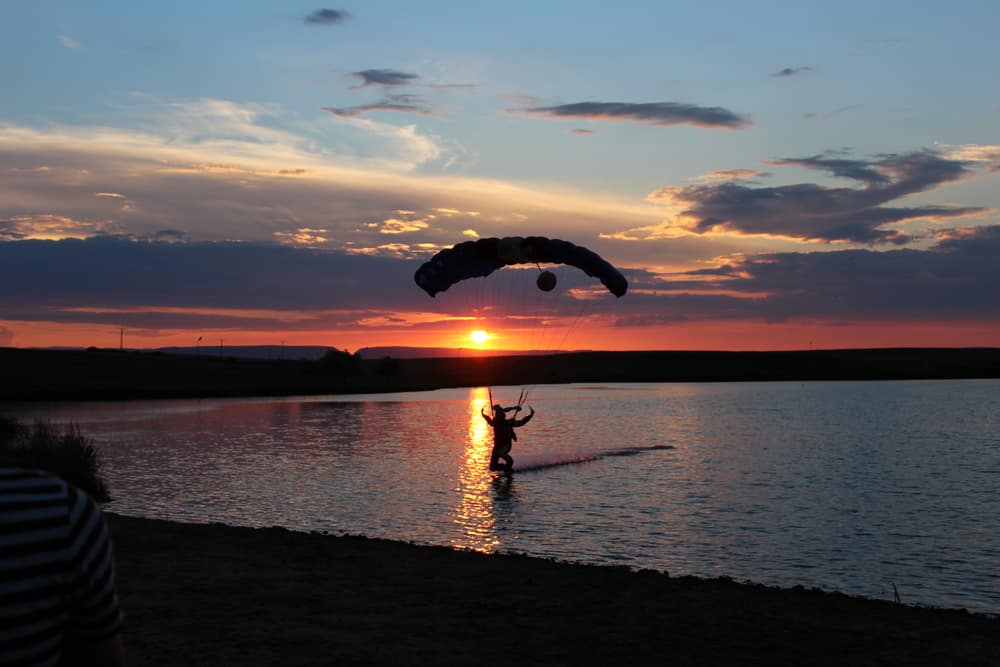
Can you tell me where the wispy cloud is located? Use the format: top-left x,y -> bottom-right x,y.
508,101 -> 751,129
0,96 -> 443,173
304,9 -> 351,25
347,68 -> 476,93
692,169 -> 767,184
58,35 -> 80,50
350,69 -> 420,87
0,110 -> 662,256
639,150 -> 989,244
322,94 -> 435,118
426,82 -> 478,92
804,105 -> 863,120
770,66 -> 813,78
937,143 -> 1000,163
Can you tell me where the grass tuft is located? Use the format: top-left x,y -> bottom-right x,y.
0,416 -> 112,502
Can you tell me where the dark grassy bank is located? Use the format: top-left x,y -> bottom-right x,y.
109,514 -> 1000,666
2,346 -> 1000,402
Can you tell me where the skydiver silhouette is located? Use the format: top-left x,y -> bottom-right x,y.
481,403 -> 535,474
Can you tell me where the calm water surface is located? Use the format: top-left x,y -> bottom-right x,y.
4,380 -> 999,613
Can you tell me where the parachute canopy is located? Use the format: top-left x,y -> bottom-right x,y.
414,236 -> 628,298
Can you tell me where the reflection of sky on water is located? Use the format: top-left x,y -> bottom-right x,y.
4,380 -> 1000,613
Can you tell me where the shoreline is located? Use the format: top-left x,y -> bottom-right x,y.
4,346 -> 1000,402
107,513 -> 1000,666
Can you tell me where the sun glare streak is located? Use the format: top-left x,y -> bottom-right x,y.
449,387 -> 499,553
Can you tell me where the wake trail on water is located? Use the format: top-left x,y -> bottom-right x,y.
509,455 -> 600,473
510,444 -> 675,473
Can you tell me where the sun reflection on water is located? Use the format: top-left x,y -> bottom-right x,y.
449,387 -> 500,553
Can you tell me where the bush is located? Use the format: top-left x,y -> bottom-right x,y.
0,416 -> 112,502
375,355 -> 401,377
317,348 -> 361,376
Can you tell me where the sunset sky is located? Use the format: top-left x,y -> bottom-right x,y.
2,1 -> 999,352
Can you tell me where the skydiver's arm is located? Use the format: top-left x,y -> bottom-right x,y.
512,408 -> 535,427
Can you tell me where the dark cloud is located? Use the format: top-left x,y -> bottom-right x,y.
769,153 -> 891,185
322,94 -> 435,118
347,70 -> 476,92
775,151 -> 971,197
0,238 -> 634,334
694,225 -> 1000,320
4,228 -> 1000,334
350,69 -> 420,87
649,150 -> 987,244
608,225 -> 1000,327
305,9 -> 351,25
770,66 -> 814,78
509,101 -> 751,129
0,238 -> 418,319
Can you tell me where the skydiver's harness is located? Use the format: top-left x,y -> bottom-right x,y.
487,387 -> 529,455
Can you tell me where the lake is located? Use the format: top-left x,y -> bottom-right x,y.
3,379 -> 999,613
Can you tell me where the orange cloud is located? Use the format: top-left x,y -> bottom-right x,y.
0,214 -> 116,241
273,228 -> 330,246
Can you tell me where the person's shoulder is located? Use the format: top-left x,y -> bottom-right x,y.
1,466 -> 59,479
0,467 -> 71,493
1,468 -> 74,532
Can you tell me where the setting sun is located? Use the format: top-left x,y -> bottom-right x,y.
469,330 -> 490,345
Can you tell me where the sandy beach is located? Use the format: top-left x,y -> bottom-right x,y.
106,513 -> 1000,666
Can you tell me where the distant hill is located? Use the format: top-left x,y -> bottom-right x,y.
154,345 -> 335,361
45,344 -> 571,360
355,346 -> 573,359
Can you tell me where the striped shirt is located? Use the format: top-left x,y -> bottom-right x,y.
1,468 -> 123,667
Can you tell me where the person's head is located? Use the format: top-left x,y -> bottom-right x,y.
492,404 -> 506,418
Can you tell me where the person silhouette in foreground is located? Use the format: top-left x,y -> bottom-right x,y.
0,467 -> 126,667
481,403 -> 535,473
